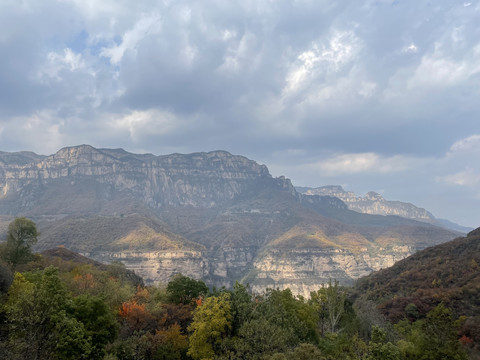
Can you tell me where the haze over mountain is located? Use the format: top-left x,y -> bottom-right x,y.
0,1 -> 479,229
297,185 -> 473,233
0,145 -> 460,295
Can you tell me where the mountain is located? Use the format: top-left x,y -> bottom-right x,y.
354,227 -> 480,320
0,145 -> 460,295
296,185 -> 472,232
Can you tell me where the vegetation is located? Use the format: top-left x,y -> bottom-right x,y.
0,217 -> 38,271
0,218 -> 477,359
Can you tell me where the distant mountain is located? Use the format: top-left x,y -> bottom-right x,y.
296,185 -> 472,232
0,145 -> 460,295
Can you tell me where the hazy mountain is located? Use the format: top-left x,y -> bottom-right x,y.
296,185 -> 472,232
0,145 -> 460,294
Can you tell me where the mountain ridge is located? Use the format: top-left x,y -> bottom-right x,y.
0,145 -> 460,294
297,185 -> 471,232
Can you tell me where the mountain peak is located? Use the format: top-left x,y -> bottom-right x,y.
365,191 -> 384,201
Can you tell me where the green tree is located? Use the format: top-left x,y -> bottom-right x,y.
166,273 -> 208,305
1,217 -> 38,272
258,288 -> 317,344
365,326 -> 402,360
68,294 -> 118,360
419,304 -> 468,360
233,317 -> 293,358
310,279 -> 346,334
3,267 -> 91,359
230,282 -> 254,334
395,304 -> 468,360
187,292 -> 232,360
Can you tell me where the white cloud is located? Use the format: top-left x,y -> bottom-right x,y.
309,153 -> 416,176
110,109 -> 185,141
402,43 -> 418,53
222,29 -> 237,41
219,31 -> 258,72
38,48 -> 85,80
405,38 -> 480,88
284,29 -> 360,95
441,168 -> 480,187
449,134 -> 480,154
100,14 -> 162,65
0,110 -> 66,154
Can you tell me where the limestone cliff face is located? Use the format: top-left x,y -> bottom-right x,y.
0,145 -> 294,212
247,246 -> 413,298
0,146 -> 460,295
85,246 -> 258,288
84,250 -> 209,285
298,185 -> 435,222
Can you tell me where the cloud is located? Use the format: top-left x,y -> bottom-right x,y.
100,14 -> 162,65
38,48 -> 86,80
110,109 -> 186,141
441,168 -> 480,187
449,134 -> 480,154
402,43 -> 418,53
1,1 -> 480,226
283,29 -> 361,96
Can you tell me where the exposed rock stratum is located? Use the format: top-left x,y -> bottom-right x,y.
0,145 -> 459,296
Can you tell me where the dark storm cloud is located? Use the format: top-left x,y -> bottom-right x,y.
0,0 -> 480,226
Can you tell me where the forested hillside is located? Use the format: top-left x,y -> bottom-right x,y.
1,218 -> 476,359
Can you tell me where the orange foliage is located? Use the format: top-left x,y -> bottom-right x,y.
118,300 -> 154,332
119,300 -> 146,317
134,285 -> 150,303
460,335 -> 473,346
73,273 -> 95,290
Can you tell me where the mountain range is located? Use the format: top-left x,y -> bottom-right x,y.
297,185 -> 472,233
0,145 -> 462,295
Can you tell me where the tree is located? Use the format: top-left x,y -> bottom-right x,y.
257,288 -> 317,345
166,273 -> 208,305
395,304 -> 468,360
2,217 -> 38,271
365,326 -> 401,360
3,267 -> 91,359
187,292 -> 232,360
310,279 -> 346,334
230,282 -> 254,335
68,294 -> 118,360
419,304 -> 468,360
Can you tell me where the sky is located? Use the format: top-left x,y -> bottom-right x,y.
0,0 -> 479,227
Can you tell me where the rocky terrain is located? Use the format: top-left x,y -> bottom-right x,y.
0,145 -> 460,295
297,185 -> 471,232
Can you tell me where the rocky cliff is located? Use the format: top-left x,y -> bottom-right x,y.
0,145 -> 294,213
297,185 -> 435,222
0,145 -> 459,294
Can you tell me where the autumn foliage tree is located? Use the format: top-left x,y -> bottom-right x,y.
188,292 -> 233,360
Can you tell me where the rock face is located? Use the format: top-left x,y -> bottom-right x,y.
0,145 -> 293,213
249,246 -> 412,298
298,185 -> 436,222
0,145 -> 460,294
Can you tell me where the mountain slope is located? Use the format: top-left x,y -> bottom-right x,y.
297,185 -> 471,232
0,145 -> 460,292
354,228 -> 480,321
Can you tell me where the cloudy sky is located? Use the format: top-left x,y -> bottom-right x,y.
0,0 -> 479,227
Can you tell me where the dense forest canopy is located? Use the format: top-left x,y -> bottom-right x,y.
0,218 -> 478,359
